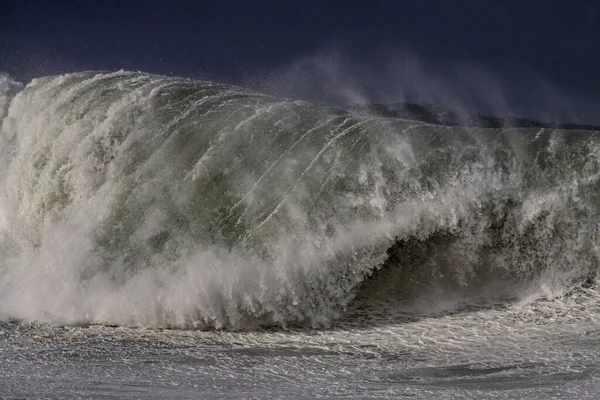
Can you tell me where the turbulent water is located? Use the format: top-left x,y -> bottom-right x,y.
1,70 -> 600,398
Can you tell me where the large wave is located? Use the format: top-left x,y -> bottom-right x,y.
0,71 -> 599,329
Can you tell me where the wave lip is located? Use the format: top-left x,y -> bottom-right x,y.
0,71 -> 599,329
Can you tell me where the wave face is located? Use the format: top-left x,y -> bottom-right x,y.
0,71 -> 599,329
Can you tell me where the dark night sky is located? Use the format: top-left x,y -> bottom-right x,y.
2,0 -> 600,122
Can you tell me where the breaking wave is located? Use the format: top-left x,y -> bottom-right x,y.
0,71 -> 599,329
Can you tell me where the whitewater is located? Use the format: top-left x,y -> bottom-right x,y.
1,70 -> 600,399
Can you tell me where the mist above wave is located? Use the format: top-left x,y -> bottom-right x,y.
354,102 -> 600,131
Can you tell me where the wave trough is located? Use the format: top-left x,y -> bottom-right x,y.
0,71 -> 599,329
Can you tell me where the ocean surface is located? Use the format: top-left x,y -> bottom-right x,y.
1,71 -> 600,398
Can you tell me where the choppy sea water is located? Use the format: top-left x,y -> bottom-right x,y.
3,287 -> 600,399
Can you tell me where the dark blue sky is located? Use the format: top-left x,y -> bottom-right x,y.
2,0 -> 599,122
